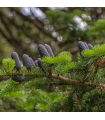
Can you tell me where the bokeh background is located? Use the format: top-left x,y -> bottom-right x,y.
0,7 -> 105,64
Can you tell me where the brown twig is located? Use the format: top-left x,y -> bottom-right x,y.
6,72 -> 104,87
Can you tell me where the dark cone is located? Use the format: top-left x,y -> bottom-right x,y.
30,57 -> 36,68
38,58 -> 43,67
87,44 -> 93,49
83,42 -> 89,49
35,60 -> 39,67
12,75 -> 24,82
22,54 -> 32,71
45,44 -> 54,58
78,41 -> 87,53
38,58 -> 44,71
38,44 -> 50,58
11,52 -> 21,71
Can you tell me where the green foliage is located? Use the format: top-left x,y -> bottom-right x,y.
46,9 -> 89,27
1,8 -> 105,111
87,19 -> 105,39
2,58 -> 15,73
82,44 -> 105,58
25,77 -> 49,89
42,51 -> 72,65
0,69 -> 6,76
55,62 -> 78,74
1,7 -> 105,112
46,9 -> 90,44
1,43 -> 105,111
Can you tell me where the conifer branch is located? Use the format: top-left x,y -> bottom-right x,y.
9,7 -> 57,42
50,74 -> 97,86
7,72 -> 103,87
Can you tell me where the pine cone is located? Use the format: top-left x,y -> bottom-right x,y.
11,52 -> 21,71
30,57 -> 36,68
11,52 -> 24,82
35,60 -> 39,67
87,44 -> 93,49
45,44 -> 54,58
22,54 -> 32,71
38,44 -> 50,58
12,75 -> 25,82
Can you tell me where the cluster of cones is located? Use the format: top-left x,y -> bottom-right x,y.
78,41 -> 93,55
11,44 -> 54,82
78,41 -> 105,70
12,41 -> 103,82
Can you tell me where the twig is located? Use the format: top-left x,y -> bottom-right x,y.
5,72 -> 105,87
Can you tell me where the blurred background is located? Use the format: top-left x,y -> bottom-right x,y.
0,7 -> 105,67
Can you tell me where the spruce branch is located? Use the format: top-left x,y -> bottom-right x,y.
1,42 -> 105,89
3,71 -> 105,88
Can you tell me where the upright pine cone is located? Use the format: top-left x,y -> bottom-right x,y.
22,54 -> 32,71
38,44 -> 50,58
11,52 -> 21,71
44,44 -> 54,58
11,52 -> 24,82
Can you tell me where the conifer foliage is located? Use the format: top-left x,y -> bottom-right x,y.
1,42 -> 105,112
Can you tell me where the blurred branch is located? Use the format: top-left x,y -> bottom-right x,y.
0,76 -> 9,81
0,27 -> 24,57
38,7 -> 49,13
1,16 -> 18,41
0,12 -> 42,44
9,7 -> 57,42
50,81 -> 71,85
7,72 -> 99,87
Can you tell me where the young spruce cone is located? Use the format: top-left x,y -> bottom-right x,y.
38,44 -> 50,58
30,57 -> 36,68
11,52 -> 24,82
11,52 -> 21,71
87,44 -> 93,49
83,42 -> 89,49
35,60 -> 39,67
22,54 -> 32,71
78,41 -> 88,55
12,75 -> 25,82
37,58 -> 44,71
44,44 -> 54,58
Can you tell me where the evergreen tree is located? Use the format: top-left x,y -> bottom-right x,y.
0,42 -> 105,112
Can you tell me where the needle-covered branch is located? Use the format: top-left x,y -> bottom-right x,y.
1,42 -> 105,88
2,71 -> 103,88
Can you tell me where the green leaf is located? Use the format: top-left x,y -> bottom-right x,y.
2,58 -> 15,72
